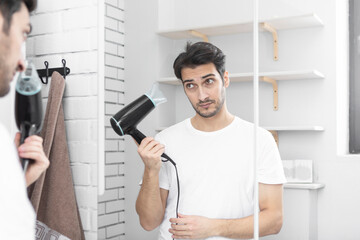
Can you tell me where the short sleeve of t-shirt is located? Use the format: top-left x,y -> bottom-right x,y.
258,129 -> 287,184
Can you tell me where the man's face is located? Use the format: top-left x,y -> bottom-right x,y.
0,3 -> 30,97
181,63 -> 229,118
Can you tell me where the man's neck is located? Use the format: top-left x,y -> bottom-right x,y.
190,106 -> 234,132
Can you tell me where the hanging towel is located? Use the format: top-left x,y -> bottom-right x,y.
28,72 -> 85,240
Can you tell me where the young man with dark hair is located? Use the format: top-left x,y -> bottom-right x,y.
136,42 -> 286,240
0,0 -> 49,238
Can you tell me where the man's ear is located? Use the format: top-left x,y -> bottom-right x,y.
223,71 -> 230,88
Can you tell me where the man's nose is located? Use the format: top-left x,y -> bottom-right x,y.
16,58 -> 25,72
198,87 -> 209,101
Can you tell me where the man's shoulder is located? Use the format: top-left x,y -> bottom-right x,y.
233,116 -> 273,138
155,119 -> 189,140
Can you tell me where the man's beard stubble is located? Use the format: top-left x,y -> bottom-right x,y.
0,60 -> 12,97
192,89 -> 226,118
0,34 -> 14,97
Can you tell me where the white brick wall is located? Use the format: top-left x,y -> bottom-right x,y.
28,1 -> 126,239
27,0 -> 100,239
99,0 -> 126,239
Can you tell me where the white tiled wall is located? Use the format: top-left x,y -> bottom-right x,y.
27,1 -> 100,239
99,0 -> 126,239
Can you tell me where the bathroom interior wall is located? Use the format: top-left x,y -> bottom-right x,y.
98,0 -> 126,239
125,0 -> 162,239
126,0 -> 360,239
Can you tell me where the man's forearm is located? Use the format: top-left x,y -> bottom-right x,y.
212,209 -> 283,239
136,169 -> 164,231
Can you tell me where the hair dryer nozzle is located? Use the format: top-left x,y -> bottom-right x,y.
145,83 -> 167,107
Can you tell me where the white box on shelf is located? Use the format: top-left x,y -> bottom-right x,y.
282,160 -> 313,183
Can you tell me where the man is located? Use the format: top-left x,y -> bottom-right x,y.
136,42 -> 286,240
0,0 -> 50,239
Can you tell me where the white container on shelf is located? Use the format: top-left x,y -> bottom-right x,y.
282,159 -> 313,183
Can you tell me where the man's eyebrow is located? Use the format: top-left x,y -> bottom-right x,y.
182,79 -> 193,84
182,73 -> 216,83
202,73 -> 215,79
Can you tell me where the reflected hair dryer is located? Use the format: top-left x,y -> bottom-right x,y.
110,83 -> 175,165
15,62 -> 43,171
111,84 -> 179,219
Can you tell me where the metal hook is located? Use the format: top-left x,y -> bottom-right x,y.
62,59 -> 67,79
39,61 -> 49,84
37,59 -> 70,84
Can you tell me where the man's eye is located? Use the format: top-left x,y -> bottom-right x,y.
186,83 -> 194,89
206,79 -> 214,84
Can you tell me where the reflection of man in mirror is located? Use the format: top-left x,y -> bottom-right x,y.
0,0 -> 49,238
136,42 -> 286,240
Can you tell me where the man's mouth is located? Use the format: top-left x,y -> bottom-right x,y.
198,101 -> 214,108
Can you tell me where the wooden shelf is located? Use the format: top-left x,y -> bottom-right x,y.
263,126 -> 325,131
158,77 -> 180,85
158,70 -> 324,111
156,126 -> 324,132
266,126 -> 324,146
157,13 -> 323,39
284,183 -> 325,190
158,69 -> 324,85
230,70 -> 325,82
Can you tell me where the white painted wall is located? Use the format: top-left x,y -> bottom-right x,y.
125,0 -> 163,239
125,0 -> 360,239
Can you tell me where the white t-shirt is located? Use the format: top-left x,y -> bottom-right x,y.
0,123 -> 35,239
155,117 -> 286,240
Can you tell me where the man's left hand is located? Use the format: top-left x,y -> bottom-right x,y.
169,213 -> 216,239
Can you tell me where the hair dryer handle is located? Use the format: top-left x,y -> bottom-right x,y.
20,123 -> 36,171
130,128 -> 176,166
130,128 -> 146,145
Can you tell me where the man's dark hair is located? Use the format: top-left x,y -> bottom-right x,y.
0,0 -> 37,34
173,41 -> 226,81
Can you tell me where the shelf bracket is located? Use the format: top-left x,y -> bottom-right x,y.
260,22 -> 278,61
269,130 -> 279,146
260,76 -> 279,111
189,30 -> 209,42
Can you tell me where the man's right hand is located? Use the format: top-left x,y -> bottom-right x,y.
137,137 -> 165,172
14,133 -> 50,187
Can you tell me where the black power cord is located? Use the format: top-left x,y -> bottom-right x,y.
161,154 -> 180,240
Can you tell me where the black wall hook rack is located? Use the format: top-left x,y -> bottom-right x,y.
37,59 -> 70,84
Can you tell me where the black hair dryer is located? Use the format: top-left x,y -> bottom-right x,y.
15,62 -> 43,171
110,83 -> 175,165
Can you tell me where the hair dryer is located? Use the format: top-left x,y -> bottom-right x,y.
110,83 -> 175,165
15,62 -> 43,171
111,83 -> 180,220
